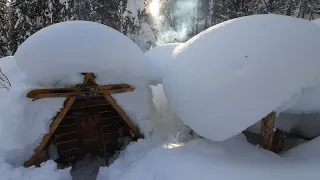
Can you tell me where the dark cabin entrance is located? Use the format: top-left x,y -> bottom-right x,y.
52,96 -> 133,163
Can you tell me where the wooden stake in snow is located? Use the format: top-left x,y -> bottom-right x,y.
260,111 -> 276,151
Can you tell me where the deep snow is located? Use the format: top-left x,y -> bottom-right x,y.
163,14 -> 320,142
14,20 -> 156,136
1,15 -> 320,180
97,134 -> 320,180
145,43 -> 183,84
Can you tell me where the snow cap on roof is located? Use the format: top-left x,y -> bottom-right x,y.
14,20 -> 150,85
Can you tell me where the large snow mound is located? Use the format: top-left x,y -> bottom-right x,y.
163,14 -> 320,142
98,134 -> 320,180
14,21 -> 156,136
14,20 -> 150,84
145,43 -> 183,84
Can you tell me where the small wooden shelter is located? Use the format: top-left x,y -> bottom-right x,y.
24,73 -> 143,167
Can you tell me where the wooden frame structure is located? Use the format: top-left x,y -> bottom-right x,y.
24,73 -> 143,167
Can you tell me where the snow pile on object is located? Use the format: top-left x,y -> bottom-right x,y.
0,57 -> 65,164
14,21 -> 155,136
163,14 -> 320,142
98,134 -> 320,180
0,160 -> 71,180
145,43 -> 183,84
15,20 -> 150,85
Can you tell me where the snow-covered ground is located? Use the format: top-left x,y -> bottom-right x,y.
1,15 -> 320,180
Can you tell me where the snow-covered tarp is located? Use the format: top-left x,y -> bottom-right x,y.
163,14 -> 320,142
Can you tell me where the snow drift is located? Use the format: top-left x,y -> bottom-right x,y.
14,21 -> 156,136
312,18 -> 320,26
163,14 -> 320,142
145,43 -> 183,84
97,134 -> 320,180
150,84 -> 192,141
0,57 -> 71,179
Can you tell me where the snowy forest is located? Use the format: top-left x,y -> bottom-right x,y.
1,0 -> 320,58
2,0 -> 320,180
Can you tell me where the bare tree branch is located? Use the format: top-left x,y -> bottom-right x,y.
0,68 -> 11,91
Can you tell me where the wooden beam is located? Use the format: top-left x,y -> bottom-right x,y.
260,111 -> 276,151
27,84 -> 133,99
103,93 -> 143,138
31,87 -> 134,101
24,73 -> 94,167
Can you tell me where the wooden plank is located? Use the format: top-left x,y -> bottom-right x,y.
260,111 -> 276,151
27,84 -> 133,99
24,97 -> 76,167
71,97 -> 108,108
103,93 -> 143,138
32,87 -> 134,101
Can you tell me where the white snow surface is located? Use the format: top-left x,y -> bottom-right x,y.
14,20 -> 150,85
145,43 -> 183,84
0,57 -> 70,178
97,134 -> 320,180
311,18 -> 320,26
0,56 -> 17,75
283,136 -> 320,160
277,19 -> 320,114
163,14 -> 320,142
150,84 -> 192,141
0,160 -> 71,180
14,21 -> 155,136
0,57 -> 65,165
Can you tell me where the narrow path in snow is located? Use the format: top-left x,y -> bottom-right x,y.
70,154 -> 106,180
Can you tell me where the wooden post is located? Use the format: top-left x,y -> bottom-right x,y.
260,111 -> 276,151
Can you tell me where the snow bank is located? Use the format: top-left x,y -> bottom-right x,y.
150,84 -> 192,141
0,160 -> 71,180
283,136 -> 320,160
98,134 -> 320,180
15,21 -> 149,84
14,21 -> 155,136
163,14 -> 320,142
145,43 -> 183,84
0,56 -> 17,75
0,57 -> 65,165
